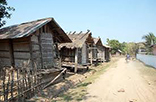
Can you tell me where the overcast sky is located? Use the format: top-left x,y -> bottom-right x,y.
5,0 -> 156,44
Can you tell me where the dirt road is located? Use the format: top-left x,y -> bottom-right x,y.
82,58 -> 156,102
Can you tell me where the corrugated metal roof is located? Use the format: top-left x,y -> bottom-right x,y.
0,17 -> 71,43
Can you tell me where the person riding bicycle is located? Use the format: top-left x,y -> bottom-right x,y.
126,53 -> 130,61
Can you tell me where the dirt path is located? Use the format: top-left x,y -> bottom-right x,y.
82,58 -> 156,102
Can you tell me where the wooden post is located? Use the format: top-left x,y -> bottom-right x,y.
11,69 -> 14,99
17,69 -> 20,102
90,47 -> 93,65
3,69 -> 6,101
38,33 -> 43,69
9,40 -> 15,67
6,73 -> 10,101
103,50 -> 105,63
74,48 -> 78,73
59,57 -> 62,68
29,37 -> 34,70
58,48 -> 62,68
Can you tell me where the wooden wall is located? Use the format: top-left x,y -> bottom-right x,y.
97,46 -> 105,61
77,48 -> 82,64
40,33 -> 54,68
60,47 -> 82,64
31,33 -> 42,69
82,43 -> 88,64
0,40 -> 11,68
92,46 -> 98,59
31,25 -> 55,69
88,44 -> 94,64
60,48 -> 75,63
0,38 -> 32,69
105,48 -> 110,61
13,37 -> 32,68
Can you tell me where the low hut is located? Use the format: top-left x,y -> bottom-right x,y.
103,45 -> 111,62
0,18 -> 71,69
115,49 -> 122,56
151,44 -> 156,55
59,31 -> 94,72
93,37 -> 105,63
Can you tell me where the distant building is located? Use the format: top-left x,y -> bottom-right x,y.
151,44 -> 156,55
103,45 -> 111,62
137,48 -> 147,55
93,37 -> 104,63
115,49 -> 122,56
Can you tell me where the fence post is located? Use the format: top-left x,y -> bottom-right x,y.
2,69 -> 6,101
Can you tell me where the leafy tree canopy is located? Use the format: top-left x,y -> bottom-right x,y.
107,39 -> 139,56
107,39 -> 122,54
142,32 -> 156,52
142,33 -> 156,47
0,0 -> 15,28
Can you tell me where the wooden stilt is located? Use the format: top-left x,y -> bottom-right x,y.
74,48 -> 78,73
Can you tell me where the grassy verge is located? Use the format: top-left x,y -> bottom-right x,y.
52,58 -> 118,102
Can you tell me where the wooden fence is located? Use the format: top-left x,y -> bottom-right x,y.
0,64 -> 66,102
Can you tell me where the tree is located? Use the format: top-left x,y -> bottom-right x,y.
142,32 -> 156,52
107,39 -> 121,54
120,42 -> 127,54
0,0 -> 15,28
125,42 -> 139,56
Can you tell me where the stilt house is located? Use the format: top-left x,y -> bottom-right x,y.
103,45 -> 111,62
0,18 -> 71,69
93,37 -> 105,62
59,31 -> 94,72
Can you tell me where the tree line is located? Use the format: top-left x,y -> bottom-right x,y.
107,33 -> 156,56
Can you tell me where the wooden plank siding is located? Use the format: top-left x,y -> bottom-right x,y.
60,48 -> 75,63
13,37 -> 32,68
0,40 -> 12,68
105,47 -> 110,62
81,43 -> 88,64
88,44 -> 94,64
97,46 -> 105,62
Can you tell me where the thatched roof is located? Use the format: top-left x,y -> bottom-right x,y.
103,44 -> 111,49
0,17 -> 71,43
59,31 -> 94,49
93,37 -> 103,46
93,37 -> 111,49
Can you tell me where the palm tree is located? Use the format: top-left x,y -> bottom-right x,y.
142,33 -> 156,47
142,33 -> 156,52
